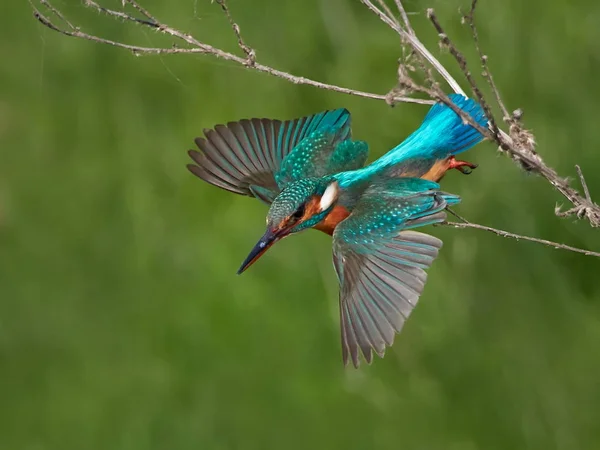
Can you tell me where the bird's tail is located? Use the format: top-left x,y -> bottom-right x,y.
387,94 -> 488,161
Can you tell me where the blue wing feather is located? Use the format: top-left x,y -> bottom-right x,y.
275,111 -> 370,187
327,140 -> 369,174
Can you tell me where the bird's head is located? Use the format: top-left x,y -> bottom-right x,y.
237,177 -> 341,274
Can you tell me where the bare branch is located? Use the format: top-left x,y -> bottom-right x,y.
30,0 -> 432,105
445,207 -> 600,257
32,7 -> 187,54
443,221 -> 600,258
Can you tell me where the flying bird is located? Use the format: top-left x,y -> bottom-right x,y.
187,95 -> 487,366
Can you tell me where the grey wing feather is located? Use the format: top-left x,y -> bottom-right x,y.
334,230 -> 443,367
187,110 -> 353,203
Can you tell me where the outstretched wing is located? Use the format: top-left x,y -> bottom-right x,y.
332,178 -> 459,367
187,109 -> 365,204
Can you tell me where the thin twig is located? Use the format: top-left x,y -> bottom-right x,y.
556,165 -> 596,220
123,0 -> 156,22
463,0 -> 511,123
427,9 -> 500,138
39,0 -> 75,28
446,207 -> 470,224
360,0 -> 466,95
376,0 -> 401,28
445,207 -> 600,257
215,0 -> 256,65
576,164 -> 592,201
84,0 -> 156,27
393,0 -> 415,35
443,221 -> 600,258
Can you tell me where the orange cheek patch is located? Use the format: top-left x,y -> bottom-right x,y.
274,196 -> 322,233
301,196 -> 322,222
276,195 -> 348,236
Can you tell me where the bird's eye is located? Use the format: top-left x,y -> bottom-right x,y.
292,204 -> 305,220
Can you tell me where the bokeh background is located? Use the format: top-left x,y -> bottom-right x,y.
2,0 -> 600,448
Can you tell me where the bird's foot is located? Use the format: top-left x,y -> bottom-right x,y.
448,157 -> 478,175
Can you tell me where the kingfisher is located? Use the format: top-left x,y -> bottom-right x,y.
187,95 -> 487,366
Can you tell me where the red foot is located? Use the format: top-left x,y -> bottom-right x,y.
448,156 -> 478,175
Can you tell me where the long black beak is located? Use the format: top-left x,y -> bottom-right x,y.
237,228 -> 279,275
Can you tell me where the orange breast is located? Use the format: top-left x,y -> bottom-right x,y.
421,158 -> 451,182
314,205 -> 351,236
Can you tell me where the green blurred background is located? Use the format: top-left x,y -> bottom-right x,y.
2,0 -> 600,448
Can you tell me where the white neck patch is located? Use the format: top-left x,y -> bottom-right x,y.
319,181 -> 339,211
